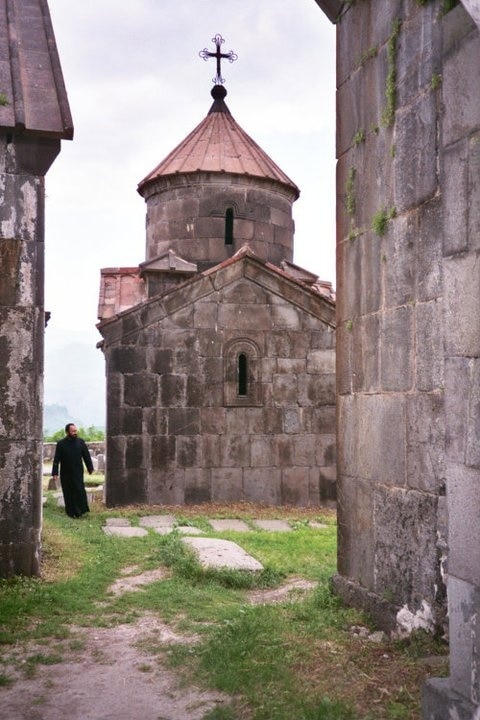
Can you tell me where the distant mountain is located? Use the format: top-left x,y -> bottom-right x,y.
43,404 -> 78,435
44,331 -> 106,429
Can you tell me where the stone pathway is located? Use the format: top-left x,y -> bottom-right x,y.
101,515 -> 329,571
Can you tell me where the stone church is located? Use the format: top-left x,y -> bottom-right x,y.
96,43 -> 336,508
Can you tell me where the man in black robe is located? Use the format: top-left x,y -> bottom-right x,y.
52,423 -> 94,518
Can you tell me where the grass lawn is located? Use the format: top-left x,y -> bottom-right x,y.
0,491 -> 448,719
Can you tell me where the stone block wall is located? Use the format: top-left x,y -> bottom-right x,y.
0,134 -> 60,576
330,0 -> 480,716
100,257 -> 336,507
334,0 -> 447,632
141,174 -> 296,270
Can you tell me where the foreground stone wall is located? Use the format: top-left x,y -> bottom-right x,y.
333,0 -> 447,632
100,256 -> 336,507
329,0 -> 480,716
0,134 -> 60,576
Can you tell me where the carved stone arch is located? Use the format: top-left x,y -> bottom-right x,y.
224,337 -> 262,406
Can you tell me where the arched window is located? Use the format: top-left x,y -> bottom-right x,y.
225,207 -> 234,245
238,353 -> 247,396
224,339 -> 261,406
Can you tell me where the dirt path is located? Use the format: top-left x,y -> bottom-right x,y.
1,571 -> 316,720
1,615 -> 227,720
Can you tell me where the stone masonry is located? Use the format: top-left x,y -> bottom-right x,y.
97,81 -> 336,509
315,1 -> 480,717
99,249 -> 336,507
0,0 -> 72,577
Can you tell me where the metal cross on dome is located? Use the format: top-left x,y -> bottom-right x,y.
199,34 -> 238,85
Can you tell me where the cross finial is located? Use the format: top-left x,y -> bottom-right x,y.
199,34 -> 238,86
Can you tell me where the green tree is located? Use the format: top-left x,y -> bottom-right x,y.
44,426 -> 105,442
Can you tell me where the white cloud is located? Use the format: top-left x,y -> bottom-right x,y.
44,0 -> 336,422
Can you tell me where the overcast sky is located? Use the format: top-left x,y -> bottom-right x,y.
43,0 -> 336,423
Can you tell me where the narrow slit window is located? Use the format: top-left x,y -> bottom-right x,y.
225,207 -> 234,245
238,353 -> 247,396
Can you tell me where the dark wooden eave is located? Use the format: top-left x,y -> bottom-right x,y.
313,0 -> 343,24
0,0 -> 73,139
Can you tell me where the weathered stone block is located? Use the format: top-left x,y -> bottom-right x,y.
319,465 -> 337,503
338,394 -> 405,485
126,436 -> 144,469
306,349 -> 335,374
416,197 -> 442,302
373,486 -> 438,605
149,348 -> 173,374
244,468 -> 281,504
352,314 -> 380,393
262,407 -> 284,434
446,575 -> 480,703
147,469 -> 183,504
193,302 -> 218,329
219,435 -> 250,468
406,392 -> 444,493
293,434 -> 317,465
272,373 -> 298,405
284,408 -> 305,434
415,301 -> 444,392
315,434 -> 336,467
448,463 -> 480,586
110,346 -> 147,373
443,140 -> 468,256
160,373 -> 186,406
201,434 -> 221,467
218,303 -> 272,331
250,436 -> 273,467
395,92 -> 438,211
336,474 -> 375,588
124,373 -> 158,407
380,306 -> 413,392
281,468 -> 310,506
169,408 -> 200,435
444,253 -> 480,357
200,407 -> 226,434
445,357 -> 469,463
184,468 -> 211,504
211,468 -> 243,502
443,31 -> 480,147
384,211 -> 416,308
312,406 -> 336,434
150,435 -> 175,470
359,232 -> 382,315
466,359 -> 480,468
396,3 -> 440,109
0,173 -> 41,242
298,373 -> 336,406
176,436 -> 200,468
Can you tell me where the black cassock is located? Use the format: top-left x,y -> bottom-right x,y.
52,436 -> 94,517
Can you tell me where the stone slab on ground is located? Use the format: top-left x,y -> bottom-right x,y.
208,518 -> 251,532
103,526 -> 148,537
105,518 -> 132,527
252,519 -> 292,532
183,536 -> 263,571
139,514 -> 176,527
310,521 -> 328,529
177,526 -> 204,535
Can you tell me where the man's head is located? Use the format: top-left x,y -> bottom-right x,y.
65,423 -> 78,437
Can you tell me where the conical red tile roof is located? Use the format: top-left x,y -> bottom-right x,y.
138,86 -> 299,198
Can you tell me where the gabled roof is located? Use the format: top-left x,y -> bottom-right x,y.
97,244 -> 335,347
0,0 -> 73,138
139,250 -> 198,276
137,85 -> 299,198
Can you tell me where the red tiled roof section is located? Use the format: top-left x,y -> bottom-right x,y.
138,96 -> 299,198
0,0 -> 73,139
